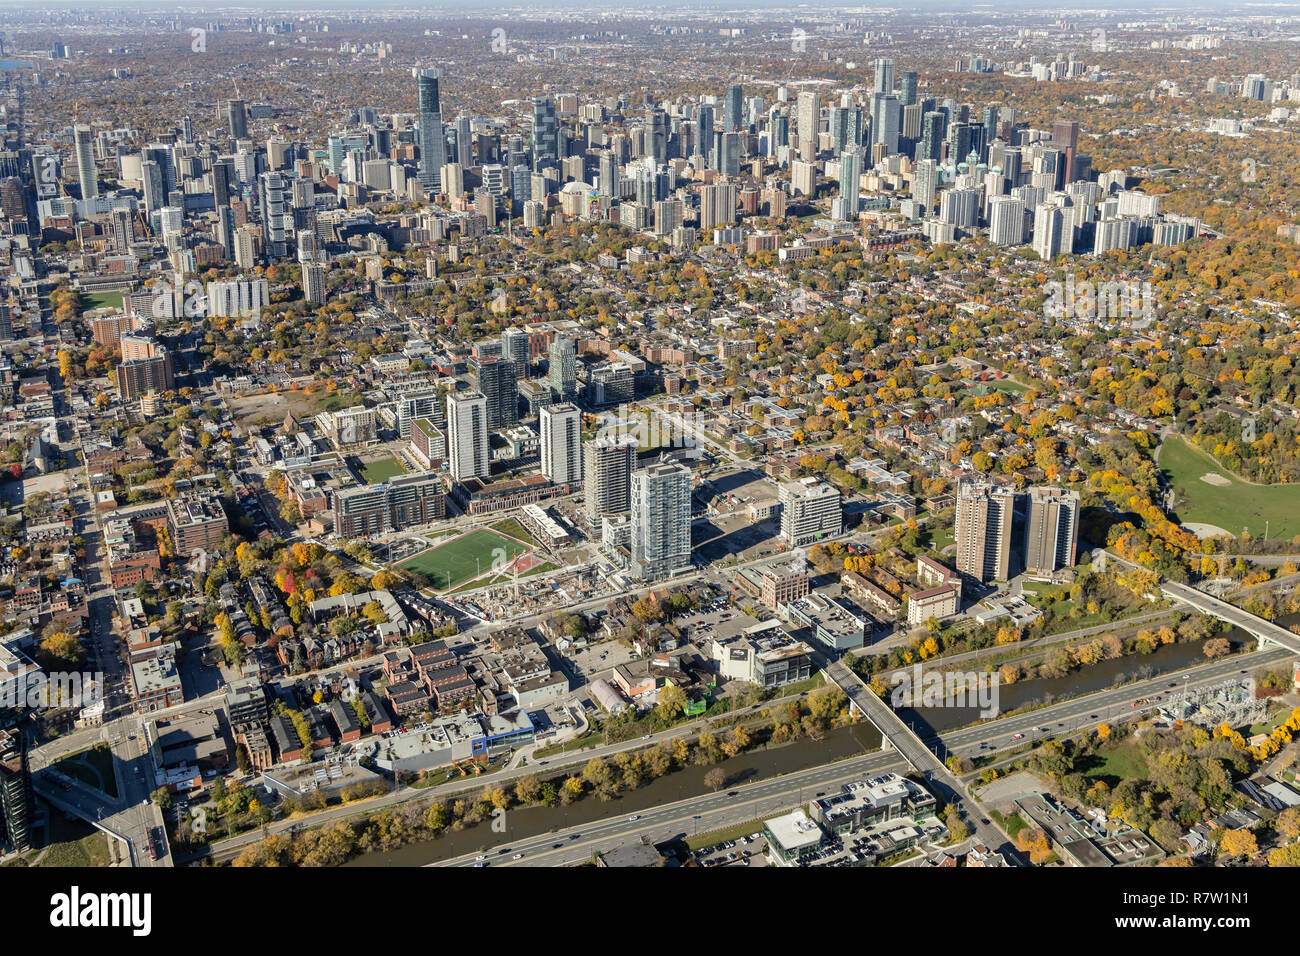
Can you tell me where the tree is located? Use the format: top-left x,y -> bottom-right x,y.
150,786 -> 172,810
1016,826 -> 1053,865
703,767 -> 727,792
39,631 -> 84,669
1268,843 -> 1300,867
656,684 -> 687,720
1275,807 -> 1300,841
1203,637 -> 1231,659
1219,828 -> 1257,860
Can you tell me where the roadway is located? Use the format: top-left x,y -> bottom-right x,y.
1104,549 -> 1300,655
434,644 -> 1289,868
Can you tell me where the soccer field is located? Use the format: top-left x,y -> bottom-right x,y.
396,528 -> 533,590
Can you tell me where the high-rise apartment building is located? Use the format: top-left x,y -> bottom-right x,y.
778,478 -> 842,546
74,125 -> 97,201
583,434 -> 636,524
797,91 -> 819,162
0,728 -> 32,853
472,355 -> 519,430
447,391 -> 489,481
630,461 -> 693,581
549,336 -> 577,400
955,482 -> 1015,583
539,403 -> 582,486
1024,487 -> 1080,574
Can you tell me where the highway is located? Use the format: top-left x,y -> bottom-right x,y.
431,645 -> 1290,868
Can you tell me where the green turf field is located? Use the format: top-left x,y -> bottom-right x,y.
1160,435 -> 1300,539
396,528 -> 533,590
361,456 -> 405,483
80,290 -> 124,312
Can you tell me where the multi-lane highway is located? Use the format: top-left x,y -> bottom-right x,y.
433,645 -> 1290,868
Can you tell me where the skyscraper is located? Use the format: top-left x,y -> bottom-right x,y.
899,71 -> 919,108
302,262 -> 327,304
724,83 -> 745,132
226,99 -> 248,140
630,461 -> 694,580
913,158 -> 939,213
73,125 -> 97,201
870,93 -> 899,156
531,96 -> 559,171
501,327 -> 530,372
583,435 -> 635,524
873,57 -> 895,96
1051,120 -> 1079,187
955,482 -> 1015,583
447,391 -> 489,481
456,113 -> 473,167
797,91 -> 819,162
540,403 -> 582,486
1024,487 -> 1080,574
838,146 -> 864,217
472,355 -> 519,430
988,195 -> 1026,247
1032,202 -> 1066,260
548,336 -> 577,400
919,111 -> 946,163
258,171 -> 289,260
414,68 -> 446,192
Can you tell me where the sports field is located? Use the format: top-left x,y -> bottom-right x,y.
1159,435 -> 1300,539
396,527 -> 533,591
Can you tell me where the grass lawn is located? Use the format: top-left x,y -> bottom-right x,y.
55,745 -> 119,798
989,808 -> 1028,841
396,528 -> 533,591
80,290 -> 124,312
1078,739 -> 1148,788
489,517 -> 536,546
360,455 -> 405,483
1160,435 -> 1300,539
6,804 -> 116,868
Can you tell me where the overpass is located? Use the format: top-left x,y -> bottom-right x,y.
1105,550 -> 1300,655
822,659 -> 1015,856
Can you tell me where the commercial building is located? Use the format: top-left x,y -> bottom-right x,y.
759,558 -> 810,610
783,593 -> 869,651
711,624 -> 813,689
778,477 -> 842,546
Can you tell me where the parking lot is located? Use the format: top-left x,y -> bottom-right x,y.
692,834 -> 769,867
